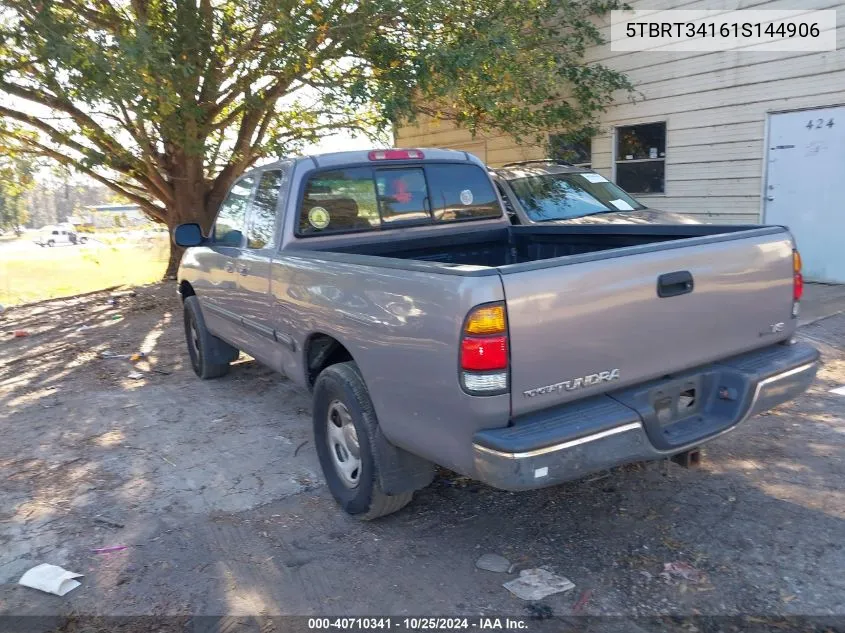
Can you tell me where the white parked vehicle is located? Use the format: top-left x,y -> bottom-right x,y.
33,225 -> 87,247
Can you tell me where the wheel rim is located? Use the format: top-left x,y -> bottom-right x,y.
326,400 -> 361,488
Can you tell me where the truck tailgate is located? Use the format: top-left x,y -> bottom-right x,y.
501,228 -> 797,417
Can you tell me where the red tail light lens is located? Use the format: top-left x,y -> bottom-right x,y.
793,250 -> 804,302
461,336 -> 508,371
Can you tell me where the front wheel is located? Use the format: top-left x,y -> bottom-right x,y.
313,362 -> 414,520
183,296 -> 238,379
47,240 -> 55,247
79,236 -> 88,244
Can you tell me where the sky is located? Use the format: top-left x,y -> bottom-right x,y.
302,129 -> 391,155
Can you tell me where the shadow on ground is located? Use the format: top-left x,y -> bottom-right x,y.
0,284 -> 843,626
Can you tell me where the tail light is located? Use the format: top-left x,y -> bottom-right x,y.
460,303 -> 508,394
792,249 -> 803,317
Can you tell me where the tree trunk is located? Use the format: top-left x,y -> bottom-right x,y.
162,150 -> 215,281
160,142 -> 245,280
164,240 -> 185,280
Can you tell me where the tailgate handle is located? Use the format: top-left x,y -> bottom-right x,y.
657,271 -> 694,298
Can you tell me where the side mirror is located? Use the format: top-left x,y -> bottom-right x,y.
173,223 -> 204,247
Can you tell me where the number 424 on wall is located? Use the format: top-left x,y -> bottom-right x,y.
807,118 -> 834,130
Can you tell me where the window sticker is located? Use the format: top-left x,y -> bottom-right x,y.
308,206 -> 330,229
609,199 -> 635,211
460,189 -> 474,205
581,173 -> 609,183
392,179 -> 412,203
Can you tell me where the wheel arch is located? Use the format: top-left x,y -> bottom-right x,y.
304,332 -> 356,389
178,280 -> 196,301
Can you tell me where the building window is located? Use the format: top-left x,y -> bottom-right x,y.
550,134 -> 591,168
615,122 -> 665,194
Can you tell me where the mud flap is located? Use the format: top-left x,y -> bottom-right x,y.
373,426 -> 436,495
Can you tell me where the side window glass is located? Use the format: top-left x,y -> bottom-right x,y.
214,176 -> 255,246
247,170 -> 284,249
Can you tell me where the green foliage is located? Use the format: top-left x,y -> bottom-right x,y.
0,0 -> 631,236
0,155 -> 35,230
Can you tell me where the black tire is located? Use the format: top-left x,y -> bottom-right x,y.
313,362 -> 414,520
79,236 -> 88,244
47,240 -> 55,247
183,295 -> 238,379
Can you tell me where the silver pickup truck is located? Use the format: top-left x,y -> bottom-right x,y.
174,148 -> 819,519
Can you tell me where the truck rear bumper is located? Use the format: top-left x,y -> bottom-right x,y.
472,341 -> 819,491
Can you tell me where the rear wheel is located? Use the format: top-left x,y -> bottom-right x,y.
79,236 -> 88,244
183,296 -> 238,379
313,362 -> 414,520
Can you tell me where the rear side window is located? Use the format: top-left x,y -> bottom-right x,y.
214,176 -> 255,246
297,163 -> 501,236
426,164 -> 500,222
247,170 -> 284,249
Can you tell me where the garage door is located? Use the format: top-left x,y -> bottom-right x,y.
764,106 -> 845,283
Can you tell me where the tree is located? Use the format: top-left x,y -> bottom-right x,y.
0,0 -> 631,276
0,156 -> 35,233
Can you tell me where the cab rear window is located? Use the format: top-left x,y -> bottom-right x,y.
297,164 -> 500,235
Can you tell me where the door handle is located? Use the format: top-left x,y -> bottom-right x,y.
657,271 -> 694,298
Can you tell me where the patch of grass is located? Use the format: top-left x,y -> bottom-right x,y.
0,237 -> 169,306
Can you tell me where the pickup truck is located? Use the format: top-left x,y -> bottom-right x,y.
174,148 -> 819,519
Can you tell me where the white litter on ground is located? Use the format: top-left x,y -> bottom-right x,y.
502,568 -> 575,600
830,386 -> 845,396
18,564 -> 83,596
476,553 -> 511,573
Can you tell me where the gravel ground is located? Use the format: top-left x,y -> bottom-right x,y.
0,284 -> 843,628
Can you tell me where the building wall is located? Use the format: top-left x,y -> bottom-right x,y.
394,0 -> 845,223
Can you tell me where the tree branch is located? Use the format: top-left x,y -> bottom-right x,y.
2,80 -> 151,162
0,134 -> 165,221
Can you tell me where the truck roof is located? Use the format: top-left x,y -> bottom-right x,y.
249,148 -> 481,176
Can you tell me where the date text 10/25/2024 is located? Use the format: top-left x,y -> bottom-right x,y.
307,618 -> 529,631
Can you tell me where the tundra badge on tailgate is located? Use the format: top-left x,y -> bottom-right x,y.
524,369 -> 620,398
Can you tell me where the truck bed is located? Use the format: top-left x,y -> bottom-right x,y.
325,224 -> 774,269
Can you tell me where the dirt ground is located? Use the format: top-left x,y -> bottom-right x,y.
1,283 -> 844,628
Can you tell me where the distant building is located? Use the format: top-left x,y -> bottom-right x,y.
71,204 -> 148,229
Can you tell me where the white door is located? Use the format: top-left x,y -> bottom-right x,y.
764,106 -> 845,283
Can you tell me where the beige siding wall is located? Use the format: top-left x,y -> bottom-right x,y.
395,0 -> 845,223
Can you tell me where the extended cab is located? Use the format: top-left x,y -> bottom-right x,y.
175,149 -> 819,519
